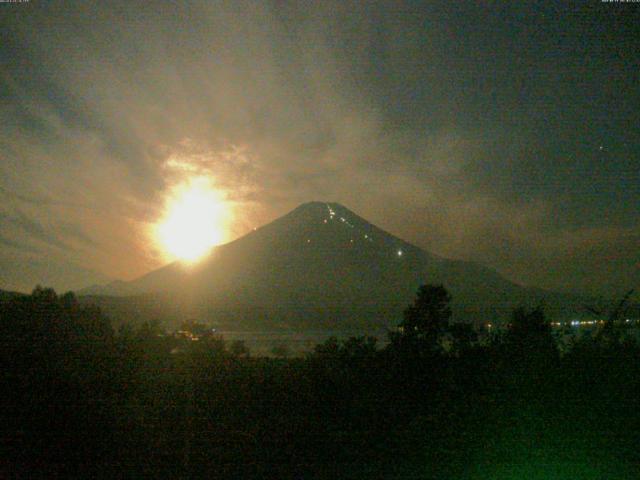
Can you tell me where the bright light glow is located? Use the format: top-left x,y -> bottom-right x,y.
397,249 -> 403,256
155,177 -> 229,263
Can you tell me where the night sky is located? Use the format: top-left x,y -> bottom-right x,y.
1,1 -> 638,296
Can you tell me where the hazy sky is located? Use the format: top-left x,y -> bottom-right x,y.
1,0 -> 638,296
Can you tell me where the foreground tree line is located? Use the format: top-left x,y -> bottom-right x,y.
1,285 -> 639,479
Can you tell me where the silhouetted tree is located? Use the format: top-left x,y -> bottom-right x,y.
180,319 -> 211,338
0,287 -> 118,475
193,334 -> 228,361
271,342 -> 291,359
390,284 -> 452,356
312,336 -> 378,362
585,289 -> 635,348
3,281 -> 640,479
230,339 -> 250,357
503,306 -> 558,368
447,322 -> 478,355
313,336 -> 340,358
341,335 -> 378,359
402,284 -> 452,337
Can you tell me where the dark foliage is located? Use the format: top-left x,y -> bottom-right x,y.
1,285 -> 639,479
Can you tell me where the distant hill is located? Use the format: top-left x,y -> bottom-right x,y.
77,202 -> 596,330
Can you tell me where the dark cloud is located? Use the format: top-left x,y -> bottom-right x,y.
0,210 -> 71,252
0,0 -> 637,294
0,234 -> 40,255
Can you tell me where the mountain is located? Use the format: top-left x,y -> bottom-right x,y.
77,202 -> 591,330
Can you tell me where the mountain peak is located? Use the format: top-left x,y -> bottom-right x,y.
274,201 -> 363,232
277,201 -> 383,240
290,201 -> 366,223
293,201 -> 349,215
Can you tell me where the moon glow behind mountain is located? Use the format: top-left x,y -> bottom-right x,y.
154,177 -> 229,263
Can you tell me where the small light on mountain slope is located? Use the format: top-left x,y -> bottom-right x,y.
155,176 -> 229,263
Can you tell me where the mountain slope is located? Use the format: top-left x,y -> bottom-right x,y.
78,202 -> 587,330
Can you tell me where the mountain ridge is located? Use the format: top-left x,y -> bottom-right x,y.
76,201 -> 591,330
